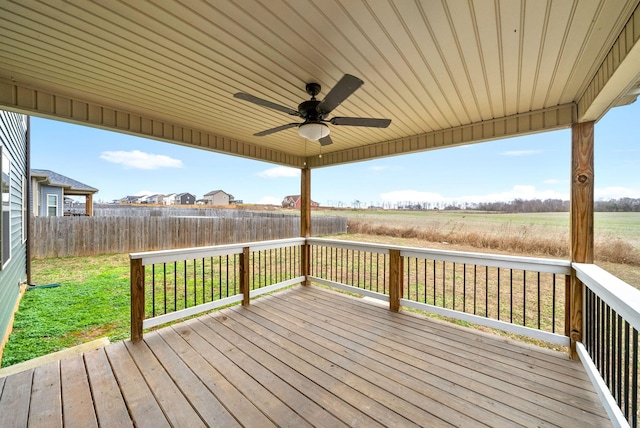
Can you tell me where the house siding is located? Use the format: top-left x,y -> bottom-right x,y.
209,192 -> 230,205
0,110 -> 28,351
39,185 -> 63,216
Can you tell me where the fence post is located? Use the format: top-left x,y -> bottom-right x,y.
389,249 -> 403,312
240,246 -> 250,306
130,258 -> 144,342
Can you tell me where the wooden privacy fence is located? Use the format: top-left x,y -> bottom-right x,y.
30,216 -> 346,259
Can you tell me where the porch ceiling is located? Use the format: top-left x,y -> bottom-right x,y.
1,0 -> 639,168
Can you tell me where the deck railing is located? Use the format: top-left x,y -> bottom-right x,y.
574,263 -> 640,428
130,237 -> 639,427
130,238 -> 305,341
308,238 -> 571,346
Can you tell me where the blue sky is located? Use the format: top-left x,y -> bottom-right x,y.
31,101 -> 640,207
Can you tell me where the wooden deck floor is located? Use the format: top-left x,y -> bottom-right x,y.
0,285 -> 610,427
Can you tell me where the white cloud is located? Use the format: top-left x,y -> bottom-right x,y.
256,196 -> 281,205
595,186 -> 640,200
256,166 -> 300,178
500,150 -> 542,156
380,185 -> 569,204
100,150 -> 183,170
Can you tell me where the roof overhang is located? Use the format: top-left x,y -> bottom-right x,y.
1,1 -> 640,169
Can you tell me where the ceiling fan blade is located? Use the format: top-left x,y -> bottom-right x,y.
254,122 -> 299,136
317,74 -> 364,115
319,135 -> 333,146
234,92 -> 300,116
330,117 -> 391,128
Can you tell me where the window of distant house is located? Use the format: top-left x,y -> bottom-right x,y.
2,150 -> 11,267
47,194 -> 58,217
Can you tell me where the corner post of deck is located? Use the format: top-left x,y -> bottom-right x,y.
569,121 -> 594,359
240,246 -> 251,306
389,249 -> 403,312
301,166 -> 311,285
130,257 -> 145,342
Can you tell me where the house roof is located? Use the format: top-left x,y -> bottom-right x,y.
2,2 -> 640,169
204,190 -> 230,197
31,169 -> 98,195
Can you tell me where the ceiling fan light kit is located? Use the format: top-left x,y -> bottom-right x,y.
234,74 -> 391,146
298,122 -> 330,141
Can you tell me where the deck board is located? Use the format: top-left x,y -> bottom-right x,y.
83,348 -> 132,427
0,368 -> 32,427
104,341 -> 169,428
0,285 -> 612,427
273,287 -> 608,425
60,354 -> 97,428
28,361 -> 62,428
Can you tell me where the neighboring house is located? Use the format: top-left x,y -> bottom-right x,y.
118,196 -> 142,204
203,190 -> 233,205
30,169 -> 98,217
142,194 -> 164,204
282,195 -> 320,208
176,192 -> 195,205
0,110 -> 28,358
163,193 -> 176,205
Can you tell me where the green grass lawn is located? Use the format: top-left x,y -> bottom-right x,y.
1,254 -> 130,367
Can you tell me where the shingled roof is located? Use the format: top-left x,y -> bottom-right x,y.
31,169 -> 98,195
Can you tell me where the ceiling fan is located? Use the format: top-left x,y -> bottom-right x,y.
233,74 -> 391,146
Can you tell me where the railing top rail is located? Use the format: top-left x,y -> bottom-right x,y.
130,237 -> 305,265
574,262 -> 640,332
307,237 -> 390,255
307,237 -> 571,274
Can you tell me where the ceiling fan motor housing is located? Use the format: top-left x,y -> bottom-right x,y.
298,99 -> 322,121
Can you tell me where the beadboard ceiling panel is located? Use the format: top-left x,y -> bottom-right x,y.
0,0 -> 639,168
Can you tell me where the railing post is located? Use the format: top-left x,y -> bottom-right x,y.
300,166 -> 311,286
240,246 -> 250,306
301,242 -> 311,285
564,274 -> 571,338
389,249 -> 403,312
130,258 -> 144,342
569,121 -> 594,359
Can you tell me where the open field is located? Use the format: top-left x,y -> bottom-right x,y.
314,209 -> 640,287
314,209 -> 640,247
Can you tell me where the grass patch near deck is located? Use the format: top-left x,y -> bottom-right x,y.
1,254 -> 130,367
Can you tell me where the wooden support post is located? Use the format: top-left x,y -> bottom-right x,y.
389,249 -> 403,312
564,274 -> 571,338
240,247 -> 250,306
301,167 -> 311,285
130,258 -> 144,342
85,194 -> 93,216
569,121 -> 594,359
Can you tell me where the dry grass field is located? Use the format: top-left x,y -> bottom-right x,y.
314,209 -> 640,288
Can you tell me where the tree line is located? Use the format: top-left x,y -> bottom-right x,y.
372,197 -> 640,213
474,197 -> 640,212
